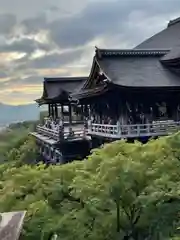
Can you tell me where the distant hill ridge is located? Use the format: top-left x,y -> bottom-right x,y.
0,103 -> 40,127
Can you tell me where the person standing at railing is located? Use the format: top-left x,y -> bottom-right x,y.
59,118 -> 63,128
54,124 -> 59,132
87,118 -> 91,128
51,121 -> 55,130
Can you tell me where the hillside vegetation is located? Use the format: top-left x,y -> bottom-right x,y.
0,121 -> 38,164
1,123 -> 180,239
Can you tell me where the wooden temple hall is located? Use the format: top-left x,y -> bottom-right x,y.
31,16 -> 180,163
31,77 -> 92,164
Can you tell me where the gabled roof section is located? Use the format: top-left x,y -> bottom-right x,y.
95,48 -> 180,88
36,76 -> 87,105
72,46 -> 180,101
81,48 -> 169,90
92,47 -> 180,87
136,17 -> 180,49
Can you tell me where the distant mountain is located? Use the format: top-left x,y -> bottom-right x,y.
0,103 -> 41,127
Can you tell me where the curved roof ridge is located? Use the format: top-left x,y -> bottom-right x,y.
95,47 -> 169,57
97,48 -> 170,51
44,76 -> 88,82
168,17 -> 180,27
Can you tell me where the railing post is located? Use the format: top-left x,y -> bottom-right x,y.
58,124 -> 64,141
137,124 -> 140,136
147,124 -> 150,134
117,121 -> 121,137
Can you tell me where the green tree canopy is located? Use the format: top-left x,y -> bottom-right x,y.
1,132 -> 180,239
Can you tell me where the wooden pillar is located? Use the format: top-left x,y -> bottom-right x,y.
51,104 -> 54,119
69,104 -> 72,125
48,104 -> 51,117
55,104 -> 58,119
49,104 -> 52,117
68,103 -> 73,135
81,104 -> 84,121
58,103 -> 64,141
85,104 -> 88,118
61,104 -> 64,123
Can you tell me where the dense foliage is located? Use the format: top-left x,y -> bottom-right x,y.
1,126 -> 180,239
0,121 -> 37,163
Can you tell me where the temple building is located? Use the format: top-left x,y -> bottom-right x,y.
72,17 -> 180,142
31,77 -> 91,164
31,16 -> 180,163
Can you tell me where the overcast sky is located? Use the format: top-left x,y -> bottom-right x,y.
0,0 -> 180,105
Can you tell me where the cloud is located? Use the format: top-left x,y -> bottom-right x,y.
0,72 -> 7,78
48,0 -> 180,48
21,14 -> 48,35
0,38 -> 52,54
28,48 -> 84,69
1,0 -> 180,104
0,14 -> 17,35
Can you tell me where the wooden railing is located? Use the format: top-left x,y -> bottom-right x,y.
89,124 -> 118,137
37,126 -> 59,140
36,120 -> 180,140
36,125 -> 86,141
88,121 -> 180,138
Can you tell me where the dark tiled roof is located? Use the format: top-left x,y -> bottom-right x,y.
161,47 -> 180,62
71,85 -> 108,99
36,77 -> 87,104
96,51 -> 180,87
136,17 -> 180,49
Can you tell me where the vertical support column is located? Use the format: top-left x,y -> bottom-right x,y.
58,104 -> 64,141
55,104 -> 58,119
48,104 -> 51,117
81,104 -> 84,121
69,104 -> 72,125
51,104 -> 55,119
82,104 -> 86,134
84,104 -> 89,136
50,104 -> 52,117
60,103 -> 64,122
69,103 -> 73,135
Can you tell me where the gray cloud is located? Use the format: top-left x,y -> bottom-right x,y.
0,13 -> 17,35
0,0 -> 180,103
0,71 -> 7,78
1,0 -> 180,54
0,38 -> 52,54
10,48 -> 85,75
48,0 -> 180,48
13,75 -> 43,85
29,48 -> 84,69
21,14 -> 48,35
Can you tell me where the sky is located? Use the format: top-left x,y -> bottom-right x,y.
0,0 -> 180,105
